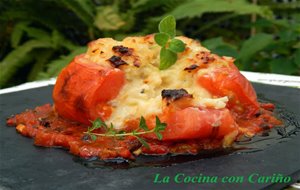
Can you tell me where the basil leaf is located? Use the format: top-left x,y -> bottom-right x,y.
154,33 -> 169,47
159,47 -> 177,70
139,116 -> 149,131
135,135 -> 150,149
169,39 -> 186,53
158,15 -> 176,38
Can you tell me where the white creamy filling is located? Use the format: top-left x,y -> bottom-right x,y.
85,36 -> 229,129
106,63 -> 228,129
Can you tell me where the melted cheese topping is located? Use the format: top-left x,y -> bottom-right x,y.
84,35 -> 231,129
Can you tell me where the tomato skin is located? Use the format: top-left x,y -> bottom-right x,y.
161,107 -> 237,140
141,144 -> 169,155
143,107 -> 237,141
197,62 -> 259,117
53,55 -> 125,124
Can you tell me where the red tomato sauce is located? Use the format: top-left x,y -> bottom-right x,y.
6,103 -> 281,160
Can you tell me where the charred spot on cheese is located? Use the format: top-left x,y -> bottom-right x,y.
133,59 -> 141,67
108,55 -> 128,68
197,51 -> 215,64
202,56 -> 215,64
112,45 -> 133,56
184,64 -> 199,71
161,89 -> 193,101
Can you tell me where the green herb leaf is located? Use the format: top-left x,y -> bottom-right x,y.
90,118 -> 107,131
107,123 -> 116,135
154,33 -> 169,47
139,116 -> 149,131
134,135 -> 150,149
117,130 -> 126,134
159,47 -> 177,70
155,15 -> 186,70
168,39 -> 186,53
90,134 -> 97,141
89,119 -> 100,131
155,116 -> 167,132
116,130 -> 126,140
132,130 -> 137,136
154,116 -> 167,140
155,132 -> 163,140
158,15 -> 176,38
85,115 -> 166,145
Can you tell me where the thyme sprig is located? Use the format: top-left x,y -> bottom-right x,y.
84,116 -> 166,148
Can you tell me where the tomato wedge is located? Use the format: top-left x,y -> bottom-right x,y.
197,62 -> 259,118
53,55 -> 125,124
142,107 -> 238,141
161,107 -> 238,140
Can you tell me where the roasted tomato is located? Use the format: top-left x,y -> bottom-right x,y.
162,107 -> 238,141
142,96 -> 238,142
197,62 -> 259,118
53,55 -> 125,124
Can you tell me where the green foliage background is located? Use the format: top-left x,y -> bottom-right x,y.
0,0 -> 299,88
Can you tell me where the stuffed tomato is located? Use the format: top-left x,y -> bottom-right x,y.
7,35 -> 281,160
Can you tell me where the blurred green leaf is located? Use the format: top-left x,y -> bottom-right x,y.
11,22 -> 52,44
168,0 -> 273,19
294,49 -> 300,67
278,30 -> 298,42
75,0 -> 95,18
269,58 -> 298,75
27,49 -> 54,81
238,33 -> 273,69
51,30 -> 77,50
60,0 -> 94,27
202,37 -> 238,57
1,0 -> 299,89
214,45 -> 239,58
23,27 -> 52,42
94,6 -> 126,31
38,46 -> 87,79
202,37 -> 224,50
11,22 -> 29,48
0,40 -> 52,87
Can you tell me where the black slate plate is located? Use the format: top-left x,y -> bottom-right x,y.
0,83 -> 299,190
